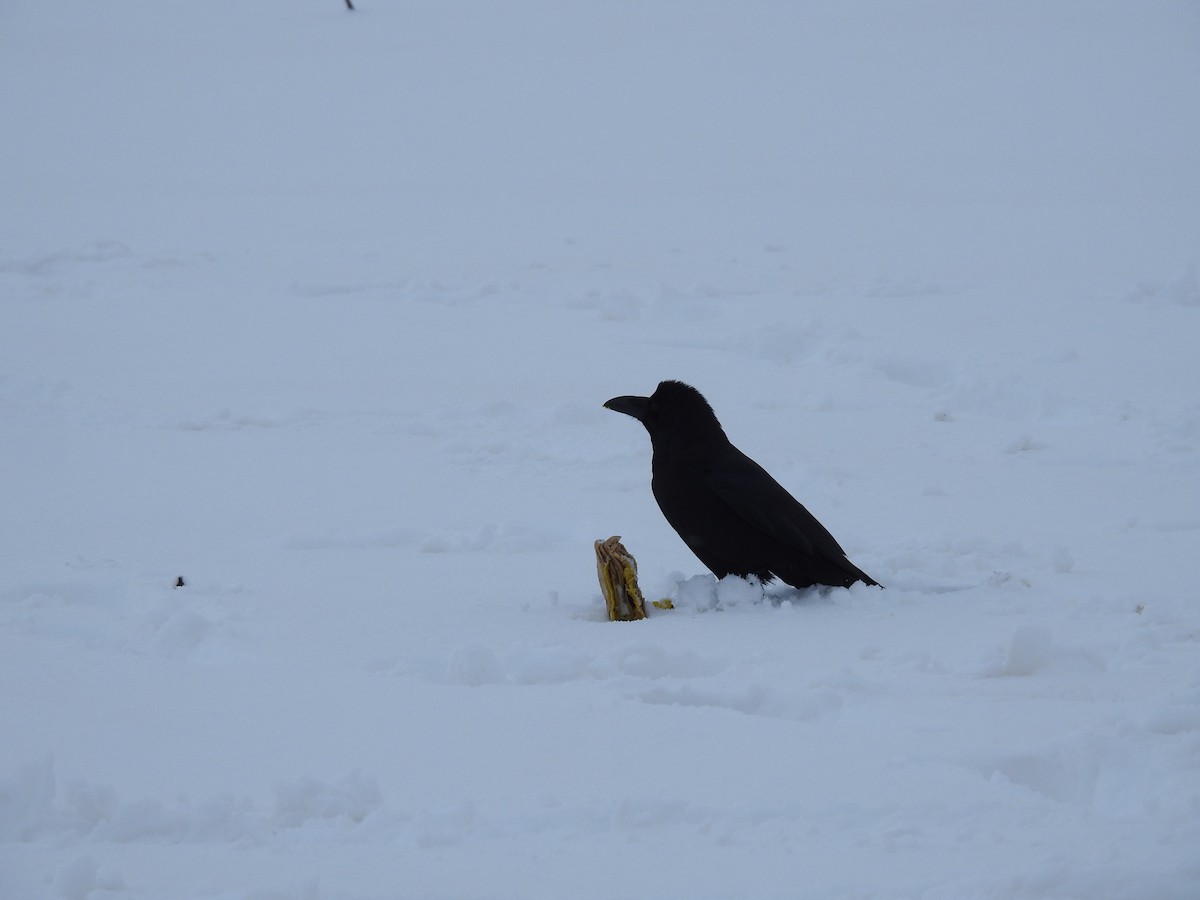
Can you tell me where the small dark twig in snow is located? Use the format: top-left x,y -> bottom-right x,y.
345,0 -> 355,9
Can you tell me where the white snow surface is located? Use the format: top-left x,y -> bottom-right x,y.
3,1 -> 1200,898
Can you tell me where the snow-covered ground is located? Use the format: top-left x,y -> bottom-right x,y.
3,2 -> 1199,897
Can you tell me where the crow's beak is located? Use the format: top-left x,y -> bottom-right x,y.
603,395 -> 650,421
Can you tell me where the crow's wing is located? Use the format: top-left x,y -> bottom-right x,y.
705,451 -> 850,562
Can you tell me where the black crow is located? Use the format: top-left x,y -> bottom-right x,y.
604,380 -> 879,589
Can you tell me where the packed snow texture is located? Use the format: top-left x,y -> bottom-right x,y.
2,1 -> 1200,898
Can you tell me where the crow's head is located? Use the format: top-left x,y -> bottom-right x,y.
604,380 -> 725,446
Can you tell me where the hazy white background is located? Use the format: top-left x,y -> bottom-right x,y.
2,2 -> 1198,898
